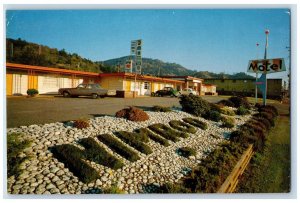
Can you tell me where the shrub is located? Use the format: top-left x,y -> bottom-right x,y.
116,131 -> 153,155
135,128 -> 170,147
52,144 -> 100,183
236,106 -> 250,115
217,99 -> 235,107
209,103 -> 222,113
148,124 -> 184,142
182,117 -> 207,130
97,134 -> 140,162
177,147 -> 196,158
115,107 -> 149,122
246,119 -> 268,132
202,110 -> 222,122
220,107 -> 236,116
228,96 -> 250,109
253,112 -> 275,126
79,137 -> 124,170
74,119 -> 90,129
103,184 -> 125,194
7,133 -> 32,177
252,117 -> 272,131
152,105 -> 172,112
26,88 -> 39,96
179,95 -> 211,116
169,120 -> 197,134
221,116 -> 235,128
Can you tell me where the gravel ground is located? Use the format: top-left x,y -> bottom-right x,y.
7,108 -> 254,194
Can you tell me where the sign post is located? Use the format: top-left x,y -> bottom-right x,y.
130,39 -> 143,98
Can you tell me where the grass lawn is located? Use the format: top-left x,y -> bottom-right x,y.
235,103 -> 290,193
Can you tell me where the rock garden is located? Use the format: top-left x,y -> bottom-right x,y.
7,95 -> 278,194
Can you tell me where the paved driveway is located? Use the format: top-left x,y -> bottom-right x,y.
6,95 -> 224,128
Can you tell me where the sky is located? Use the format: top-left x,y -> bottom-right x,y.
6,9 -> 291,80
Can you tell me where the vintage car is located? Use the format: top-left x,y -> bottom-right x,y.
179,88 -> 198,96
153,87 -> 179,97
58,83 -> 115,99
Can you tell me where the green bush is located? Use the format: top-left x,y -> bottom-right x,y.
169,120 -> 197,134
135,128 -> 170,147
217,99 -> 235,107
148,124 -> 185,142
221,116 -> 235,128
177,147 -> 196,157
73,119 -> 90,129
152,105 -> 172,112
209,103 -> 222,113
228,96 -> 251,109
236,106 -> 250,115
26,88 -> 39,96
179,95 -> 211,116
203,110 -> 222,122
52,144 -> 100,183
79,137 -> 124,170
258,105 -> 278,116
103,184 -> 125,194
97,134 -> 140,162
182,117 -> 207,130
220,107 -> 236,116
7,133 -> 32,177
116,131 -> 153,155
253,112 -> 275,126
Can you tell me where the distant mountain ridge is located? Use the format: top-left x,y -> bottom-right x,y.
101,56 -> 196,76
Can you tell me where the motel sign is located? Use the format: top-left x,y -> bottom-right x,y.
247,58 -> 286,73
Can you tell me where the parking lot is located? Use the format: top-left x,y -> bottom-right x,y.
6,95 -> 225,128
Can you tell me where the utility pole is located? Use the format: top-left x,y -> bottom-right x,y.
255,43 -> 259,103
262,29 -> 269,106
286,46 -> 291,98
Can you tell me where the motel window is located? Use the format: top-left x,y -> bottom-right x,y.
144,82 -> 149,89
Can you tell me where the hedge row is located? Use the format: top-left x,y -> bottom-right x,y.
155,142 -> 248,193
97,134 -> 140,162
52,144 -> 100,183
169,120 -> 197,134
230,105 -> 278,151
79,137 -> 124,169
135,128 -> 170,147
182,118 -> 207,130
116,131 -> 153,155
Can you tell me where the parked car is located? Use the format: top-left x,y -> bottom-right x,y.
179,88 -> 198,96
153,87 -> 179,97
58,83 -> 115,99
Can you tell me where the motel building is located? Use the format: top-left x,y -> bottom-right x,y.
6,63 -> 191,97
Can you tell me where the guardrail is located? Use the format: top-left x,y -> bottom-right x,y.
218,144 -> 254,193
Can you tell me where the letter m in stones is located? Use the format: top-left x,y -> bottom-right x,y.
51,137 -> 124,183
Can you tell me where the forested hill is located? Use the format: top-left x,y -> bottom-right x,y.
6,38 -> 103,73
